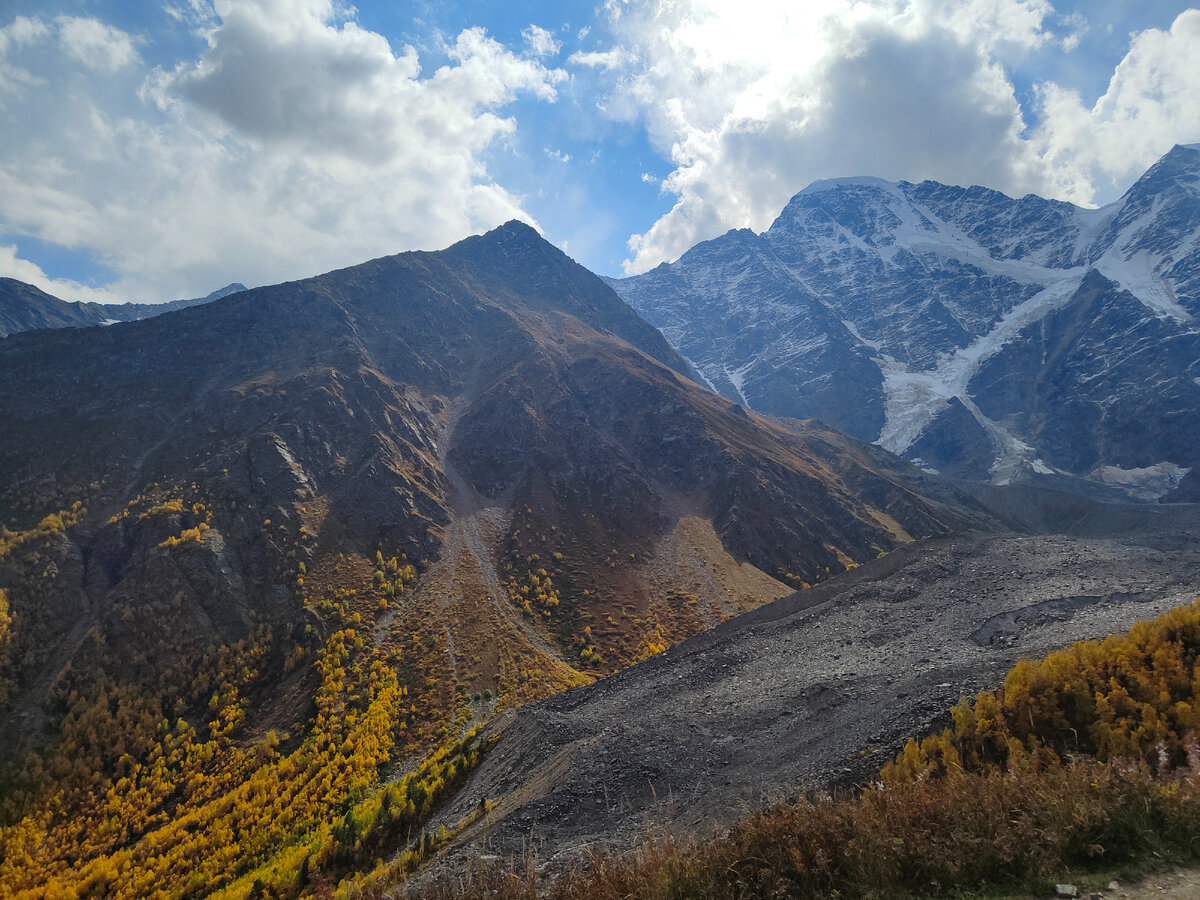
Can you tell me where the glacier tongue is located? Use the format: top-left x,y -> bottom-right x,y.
877,272 -> 1084,462
1095,249 -> 1195,325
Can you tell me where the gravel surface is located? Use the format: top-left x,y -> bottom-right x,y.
1109,868 -> 1200,899
425,524 -> 1200,870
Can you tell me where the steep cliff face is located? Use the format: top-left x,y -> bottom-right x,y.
612,144 -> 1200,499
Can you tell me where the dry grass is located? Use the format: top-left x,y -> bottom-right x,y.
406,596 -> 1200,900
410,760 -> 1200,900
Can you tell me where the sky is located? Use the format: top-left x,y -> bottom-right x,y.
0,1 -> 1198,304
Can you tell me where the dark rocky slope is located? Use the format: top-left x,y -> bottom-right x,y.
0,277 -> 244,338
611,144 -> 1200,499
424,504 -> 1200,871
0,222 -> 995,766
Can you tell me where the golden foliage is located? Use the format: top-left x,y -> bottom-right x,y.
160,522 -> 210,548
0,502 -> 86,561
505,552 -> 562,618
883,598 -> 1200,784
0,598 -> 486,900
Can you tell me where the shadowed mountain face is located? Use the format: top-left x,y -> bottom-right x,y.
610,144 -> 1200,500
0,278 -> 245,338
0,222 -> 996,771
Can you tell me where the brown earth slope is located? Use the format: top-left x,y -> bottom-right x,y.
0,221 -> 995,770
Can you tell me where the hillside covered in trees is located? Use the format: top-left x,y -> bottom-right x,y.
0,224 -> 1005,897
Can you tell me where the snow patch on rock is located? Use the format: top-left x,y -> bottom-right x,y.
1093,463 -> 1191,500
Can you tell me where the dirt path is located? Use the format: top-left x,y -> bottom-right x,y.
1103,868 -> 1200,900
1013,869 -> 1200,900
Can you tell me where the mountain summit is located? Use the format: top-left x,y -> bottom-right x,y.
0,221 -> 991,776
611,144 -> 1200,500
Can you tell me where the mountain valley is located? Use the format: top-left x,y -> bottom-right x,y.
0,199 -> 1197,898
423,509 -> 1200,871
0,221 -> 1024,897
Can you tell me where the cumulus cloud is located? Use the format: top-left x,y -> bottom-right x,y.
156,4 -> 562,161
0,245 -> 127,304
1033,9 -> 1200,204
56,16 -> 140,72
586,0 -> 1053,272
523,24 -> 561,58
0,0 -> 566,300
567,46 -> 632,71
581,0 -> 1200,273
0,16 -> 50,98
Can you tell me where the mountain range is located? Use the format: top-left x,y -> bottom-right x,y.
611,143 -> 1200,501
1,153 -> 1199,898
0,279 -> 246,338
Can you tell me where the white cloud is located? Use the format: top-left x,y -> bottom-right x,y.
545,147 -> 571,162
1059,11 -> 1087,52
0,15 -> 50,51
0,16 -> 50,98
581,0 -> 1200,273
0,0 -> 567,300
162,0 -> 218,28
927,0 -> 1054,51
523,24 -> 561,58
55,16 -> 140,72
567,46 -> 632,72
155,4 -> 562,161
0,245 -> 126,304
592,0 -> 1056,272
1033,9 -> 1200,204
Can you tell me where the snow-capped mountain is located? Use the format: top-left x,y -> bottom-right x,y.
610,144 -> 1200,499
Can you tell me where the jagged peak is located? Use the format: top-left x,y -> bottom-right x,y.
440,218 -> 567,270
770,176 -> 906,233
480,218 -> 544,243
470,218 -> 546,248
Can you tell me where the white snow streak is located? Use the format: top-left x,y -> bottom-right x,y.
877,273 -> 1084,460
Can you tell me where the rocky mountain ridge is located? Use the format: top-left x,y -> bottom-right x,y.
0,278 -> 246,338
610,143 -> 1200,500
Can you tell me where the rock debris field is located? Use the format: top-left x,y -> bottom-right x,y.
424,514 -> 1200,871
